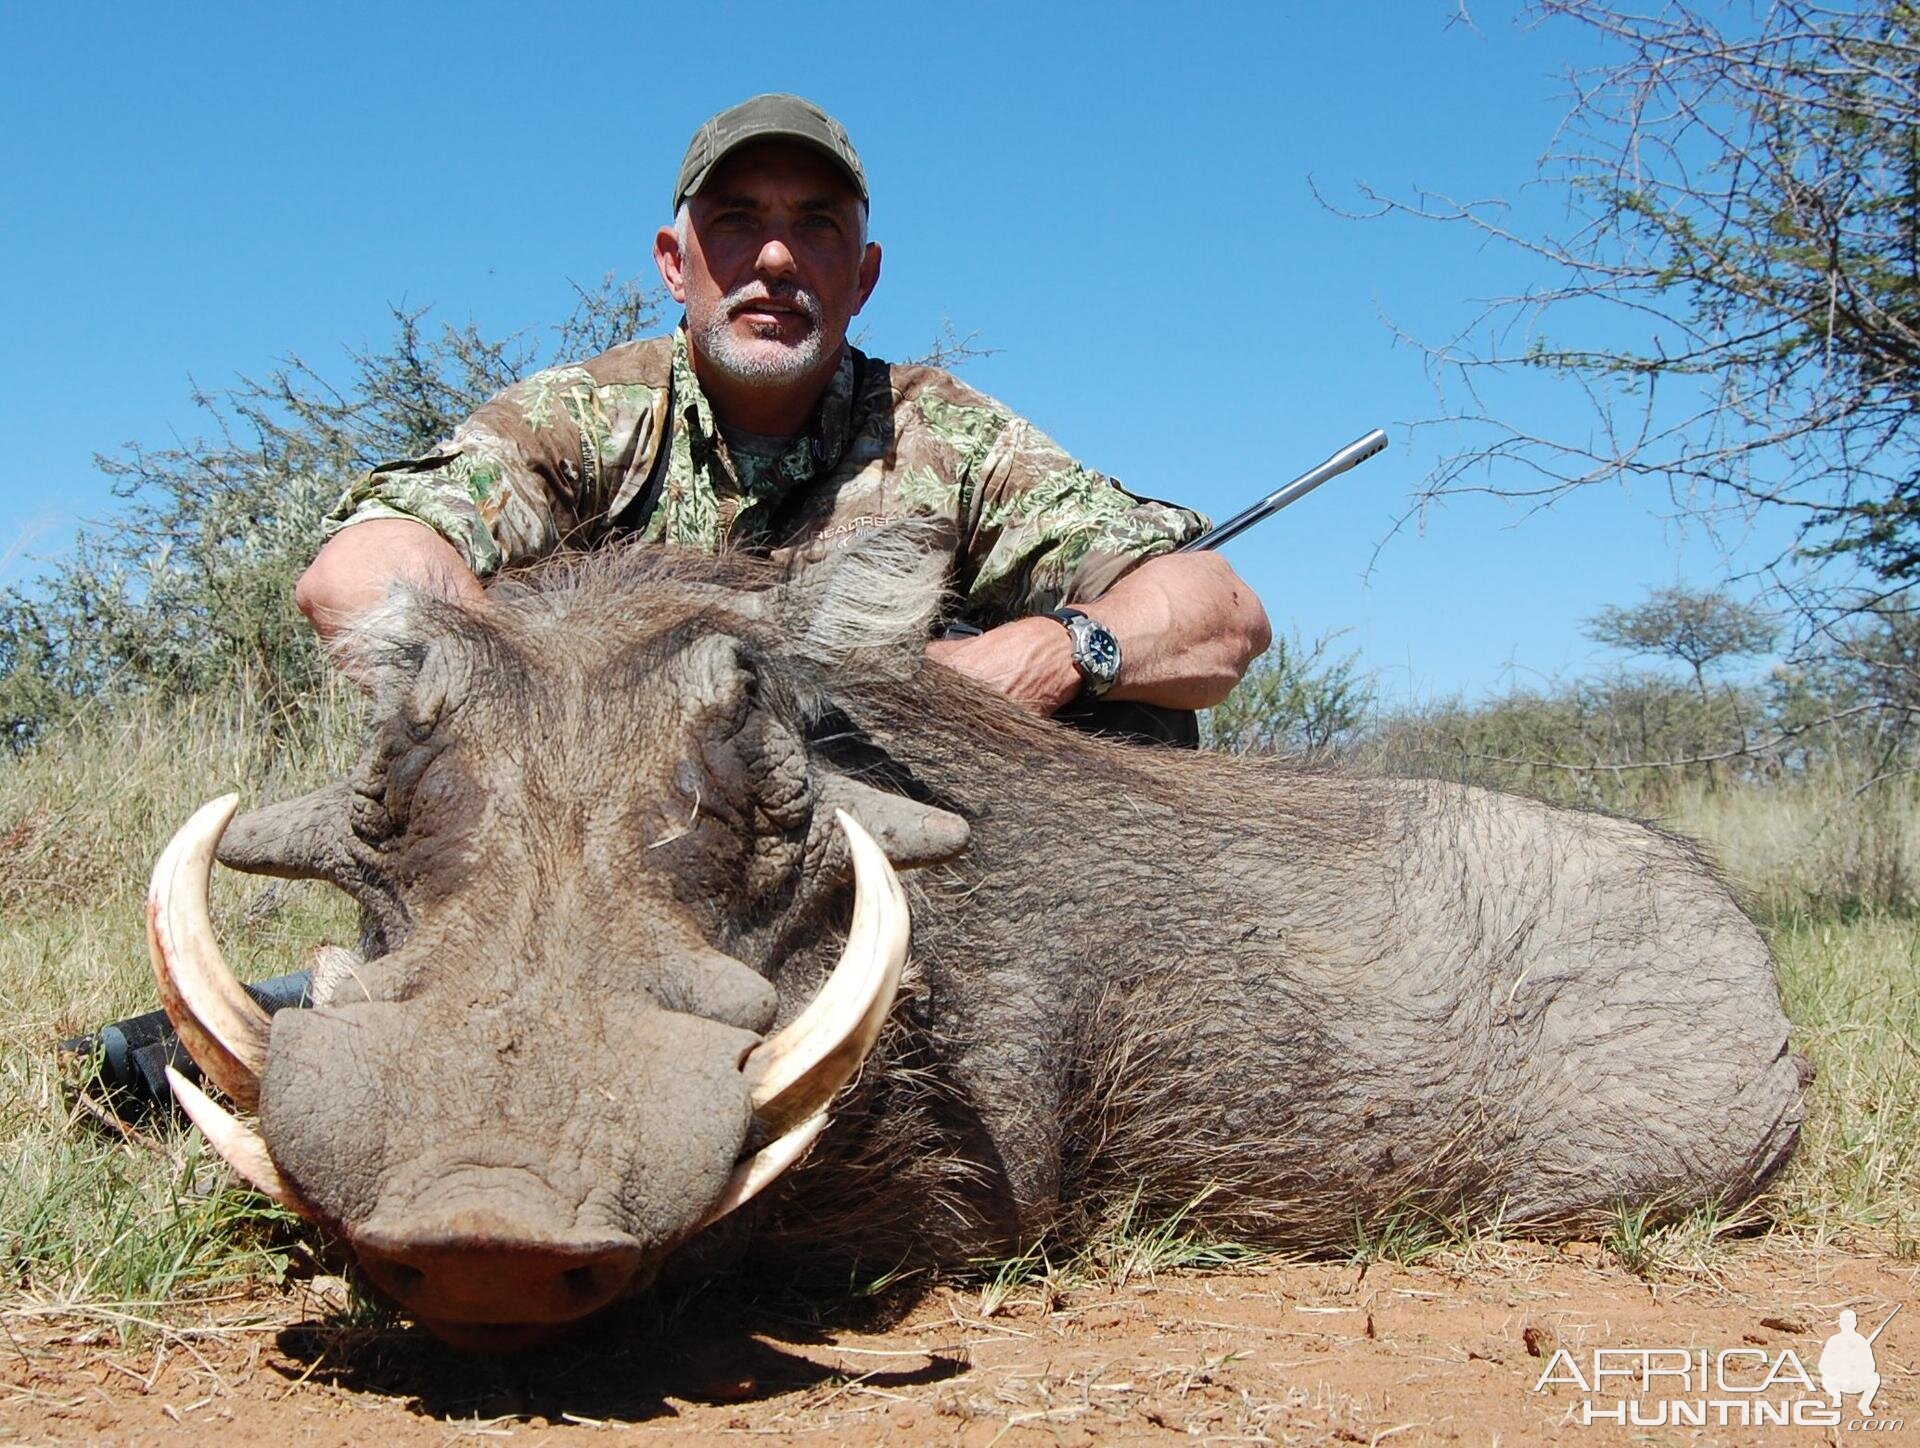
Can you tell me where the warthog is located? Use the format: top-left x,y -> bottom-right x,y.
148,529 -> 1808,1350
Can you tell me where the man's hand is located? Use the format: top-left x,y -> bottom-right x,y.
926,617 -> 1083,714
927,551 -> 1271,715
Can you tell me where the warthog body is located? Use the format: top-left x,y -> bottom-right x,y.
188,531 -> 1804,1347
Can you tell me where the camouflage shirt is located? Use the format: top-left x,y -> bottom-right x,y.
325,328 -> 1207,623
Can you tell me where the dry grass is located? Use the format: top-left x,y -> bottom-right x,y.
0,688 -> 362,1323
1765,910 -> 1920,1250
1648,778 -> 1920,1257
1664,773 -> 1920,921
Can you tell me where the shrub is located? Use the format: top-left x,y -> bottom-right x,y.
1200,632 -> 1372,757
0,275 -> 661,750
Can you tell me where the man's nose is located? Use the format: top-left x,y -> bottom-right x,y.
755,235 -> 797,280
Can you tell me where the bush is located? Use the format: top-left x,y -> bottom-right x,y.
1358,671 -> 1771,808
1200,632 -> 1371,757
0,275 -> 662,750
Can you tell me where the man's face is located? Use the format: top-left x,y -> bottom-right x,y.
655,143 -> 881,395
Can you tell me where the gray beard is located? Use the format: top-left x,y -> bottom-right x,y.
693,287 -> 828,388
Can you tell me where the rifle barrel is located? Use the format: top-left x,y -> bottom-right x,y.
1178,427 -> 1388,553
1866,1303 -> 1901,1344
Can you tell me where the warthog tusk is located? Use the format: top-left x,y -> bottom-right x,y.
744,809 -> 909,1137
147,794 -> 274,1110
695,1111 -> 829,1231
166,1066 -> 310,1215
703,815 -> 905,1228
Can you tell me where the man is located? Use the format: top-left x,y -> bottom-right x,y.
297,94 -> 1269,715
1818,1309 -> 1885,1415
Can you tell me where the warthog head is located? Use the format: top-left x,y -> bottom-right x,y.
146,535 -> 972,1350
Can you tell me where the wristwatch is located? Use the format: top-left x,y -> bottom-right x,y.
1045,608 -> 1122,699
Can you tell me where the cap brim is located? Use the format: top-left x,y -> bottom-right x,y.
676,130 -> 867,212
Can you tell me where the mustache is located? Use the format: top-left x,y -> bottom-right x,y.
723,283 -> 822,324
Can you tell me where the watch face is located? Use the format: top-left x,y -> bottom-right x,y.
1083,625 -> 1120,677
1072,617 -> 1122,690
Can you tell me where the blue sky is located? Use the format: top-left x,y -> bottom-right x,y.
0,1 -> 1808,701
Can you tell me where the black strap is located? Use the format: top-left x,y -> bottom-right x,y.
840,350 -> 870,463
1055,700 -> 1202,749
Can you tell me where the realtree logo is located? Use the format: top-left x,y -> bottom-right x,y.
1531,1308 -> 1902,1431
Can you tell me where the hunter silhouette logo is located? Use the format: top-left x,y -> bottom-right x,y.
1819,1306 -> 1897,1415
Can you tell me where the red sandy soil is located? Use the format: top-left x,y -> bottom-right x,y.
2,1244 -> 1914,1445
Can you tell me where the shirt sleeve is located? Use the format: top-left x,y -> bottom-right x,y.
322,365 -> 607,577
956,405 -> 1209,620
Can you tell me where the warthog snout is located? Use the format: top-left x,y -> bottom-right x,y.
355,1203 -> 648,1327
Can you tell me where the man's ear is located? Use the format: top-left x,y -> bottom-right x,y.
852,240 -> 882,316
654,224 -> 689,304
778,520 -> 949,681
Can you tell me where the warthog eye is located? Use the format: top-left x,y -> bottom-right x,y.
350,721 -> 456,847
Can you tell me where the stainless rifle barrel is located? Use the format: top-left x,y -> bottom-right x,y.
1178,427 -> 1387,552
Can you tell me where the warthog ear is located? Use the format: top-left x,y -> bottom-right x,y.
217,784 -> 410,948
335,583 -> 485,720
777,521 -> 950,679
218,783 -> 357,880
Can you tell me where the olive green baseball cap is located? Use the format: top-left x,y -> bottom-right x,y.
672,93 -> 869,214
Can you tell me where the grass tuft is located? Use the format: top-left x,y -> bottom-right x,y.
970,1187 -> 1277,1316
1343,1205 -> 1450,1269
1602,1202 -> 1657,1276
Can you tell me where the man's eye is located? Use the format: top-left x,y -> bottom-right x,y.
801,214 -> 841,231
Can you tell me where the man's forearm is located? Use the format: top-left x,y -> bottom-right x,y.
1087,551 -> 1271,708
295,518 -> 487,649
926,552 -> 1271,713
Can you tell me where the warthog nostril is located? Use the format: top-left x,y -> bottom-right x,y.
352,1221 -> 647,1328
